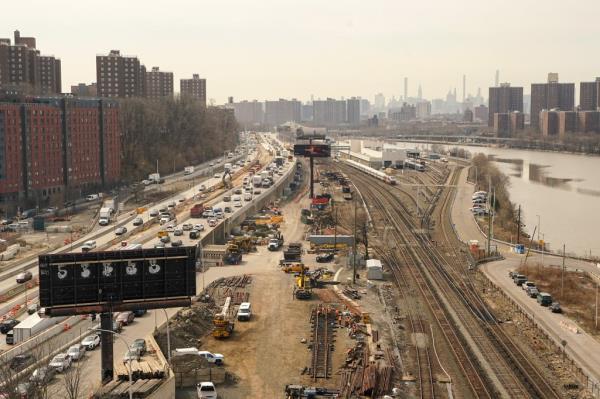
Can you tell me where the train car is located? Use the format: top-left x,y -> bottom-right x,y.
403,159 -> 425,172
343,159 -> 397,185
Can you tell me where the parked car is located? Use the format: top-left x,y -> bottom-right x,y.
550,302 -> 562,313
130,339 -> 147,356
174,229 -> 183,236
154,242 -> 166,248
81,334 -> 101,350
149,209 -> 159,217
67,344 -> 85,361
29,366 -> 56,385
123,349 -> 140,363
527,287 -> 539,298
116,311 -> 135,326
9,354 -> 35,371
197,382 -> 217,399
171,239 -> 183,247
0,319 -> 19,334
133,217 -> 143,226
48,354 -> 72,372
522,281 -> 536,291
537,292 -> 553,306
316,253 -> 334,263
132,309 -> 147,317
16,271 -> 33,284
115,227 -> 127,236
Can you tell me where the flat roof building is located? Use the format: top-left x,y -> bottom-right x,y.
180,74 -> 206,105
488,83 -> 523,127
96,50 -> 146,98
145,67 -> 173,99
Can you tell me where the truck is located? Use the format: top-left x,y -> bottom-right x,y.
252,175 -> 263,188
148,173 -> 160,184
98,207 -> 112,226
190,203 -> 205,218
184,166 -> 194,175
11,313 -> 67,344
274,156 -> 284,167
103,199 -> 116,214
281,242 -> 302,264
267,234 -> 283,251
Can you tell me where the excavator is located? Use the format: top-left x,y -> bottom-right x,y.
213,296 -> 234,338
294,264 -> 312,300
229,236 -> 256,253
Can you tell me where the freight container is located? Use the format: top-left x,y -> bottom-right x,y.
12,313 -> 67,344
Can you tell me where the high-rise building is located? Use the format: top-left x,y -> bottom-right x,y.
540,110 -> 559,136
530,73 -> 574,128
577,111 -> 600,133
0,30 -> 61,94
488,83 -> 523,126
374,93 -> 385,110
264,98 -> 301,126
96,50 -> 146,98
71,83 -> 97,97
388,103 -> 416,121
474,105 -> 489,122
416,101 -> 431,119
301,103 -> 313,122
579,78 -> 600,111
313,98 -> 347,125
463,109 -> 473,122
359,99 -> 370,118
403,77 -> 408,101
180,74 -> 206,105
145,67 -> 173,99
347,97 -> 360,125
231,100 -> 264,127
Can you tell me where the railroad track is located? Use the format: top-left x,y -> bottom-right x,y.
341,163 -> 563,398
311,305 -> 335,379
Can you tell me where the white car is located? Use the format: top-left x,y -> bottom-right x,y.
67,345 -> 85,361
199,184 -> 206,192
48,354 -> 72,372
182,223 -> 193,231
160,216 -> 170,225
149,209 -> 159,217
193,224 -> 205,231
234,201 -> 242,208
81,334 -> 100,350
197,382 -> 217,399
213,174 -> 221,179
166,224 -> 176,232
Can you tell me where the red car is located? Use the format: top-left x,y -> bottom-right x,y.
115,311 -> 135,326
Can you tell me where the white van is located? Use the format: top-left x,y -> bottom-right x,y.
243,193 -> 252,201
237,302 -> 251,321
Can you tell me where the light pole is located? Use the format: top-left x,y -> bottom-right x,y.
91,328 -> 133,399
161,309 -> 172,365
536,214 -> 541,250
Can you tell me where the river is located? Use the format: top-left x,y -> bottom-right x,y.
400,142 -> 600,257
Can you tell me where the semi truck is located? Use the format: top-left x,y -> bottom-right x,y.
190,203 -> 205,218
184,166 -> 194,175
98,207 -> 112,226
11,313 -> 67,344
252,175 -> 263,188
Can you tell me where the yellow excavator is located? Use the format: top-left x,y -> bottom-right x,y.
213,296 -> 234,338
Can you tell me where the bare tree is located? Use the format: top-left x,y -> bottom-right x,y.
61,355 -> 88,399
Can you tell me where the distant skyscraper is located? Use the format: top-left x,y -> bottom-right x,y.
418,84 -> 422,100
346,97 -> 360,125
264,98 -> 301,126
374,93 -> 385,110
530,73 -> 574,128
313,98 -> 347,125
579,78 -> 600,111
495,70 -> 499,87
462,75 -> 466,102
404,77 -> 408,100
488,83 -> 523,126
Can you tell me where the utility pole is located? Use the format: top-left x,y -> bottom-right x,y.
516,205 -> 521,245
353,196 -> 357,284
596,280 -> 598,330
333,200 -> 338,253
561,244 -> 566,299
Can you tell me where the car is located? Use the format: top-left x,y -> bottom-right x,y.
0,319 -> 19,334
16,271 -> 33,284
81,240 -> 97,252
522,281 -> 536,291
115,227 -> 127,235
48,354 -> 72,372
213,174 -> 221,179
132,309 -> 147,317
316,253 -> 334,263
208,218 -> 217,227
160,216 -> 171,225
182,223 -> 193,231
123,349 -> 140,363
199,184 -> 206,191
130,339 -> 147,356
174,229 -> 183,236
166,224 -> 176,232
29,366 -> 57,385
189,230 -> 200,239
81,334 -> 101,350
197,382 -> 217,399
67,344 -> 85,361
224,206 -> 232,213
149,209 -> 159,217
178,198 -> 185,203
27,303 -> 40,315
168,201 -> 176,208
215,212 -> 224,219
191,224 -> 204,231
116,311 -> 135,326
527,287 -> 539,298
171,239 -> 183,247
9,354 -> 35,371
133,217 -> 143,226
200,193 -> 207,199
154,242 -> 166,248
550,302 -> 562,313
234,201 -> 242,208
254,189 -> 262,195
234,188 -> 242,195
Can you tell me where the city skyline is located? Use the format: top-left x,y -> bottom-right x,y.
2,0 -> 600,103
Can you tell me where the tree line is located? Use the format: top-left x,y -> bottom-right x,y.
118,96 -> 239,182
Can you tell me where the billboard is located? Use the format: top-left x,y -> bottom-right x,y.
293,144 -> 331,158
38,247 -> 196,316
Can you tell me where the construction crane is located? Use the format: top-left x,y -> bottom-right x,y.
212,296 -> 235,338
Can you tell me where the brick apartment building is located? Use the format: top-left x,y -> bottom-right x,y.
96,50 -> 146,98
488,83 -> 523,126
146,67 -> 173,99
0,30 -> 61,94
180,74 -> 206,105
0,95 -> 120,213
580,78 -> 600,111
530,73 -> 574,129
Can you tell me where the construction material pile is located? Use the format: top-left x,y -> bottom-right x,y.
338,341 -> 394,398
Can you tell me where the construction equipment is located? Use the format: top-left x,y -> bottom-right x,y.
281,263 -> 308,274
229,236 -> 256,253
294,262 -> 312,300
281,242 -> 302,265
212,296 -> 235,338
267,232 -> 284,251
224,244 -> 242,265
222,170 -> 233,189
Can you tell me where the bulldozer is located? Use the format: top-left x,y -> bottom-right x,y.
213,296 -> 235,338
224,244 -> 242,265
229,236 -> 256,254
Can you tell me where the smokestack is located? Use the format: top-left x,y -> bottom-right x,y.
462,75 -> 466,102
495,70 -> 499,87
404,77 -> 408,101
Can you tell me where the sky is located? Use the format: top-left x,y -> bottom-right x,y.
2,0 -> 600,104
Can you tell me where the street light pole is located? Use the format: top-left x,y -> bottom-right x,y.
91,328 -> 133,399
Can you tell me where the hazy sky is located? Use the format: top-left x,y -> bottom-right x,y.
3,0 -> 600,103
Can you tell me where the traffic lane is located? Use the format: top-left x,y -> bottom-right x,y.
482,259 -> 600,382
